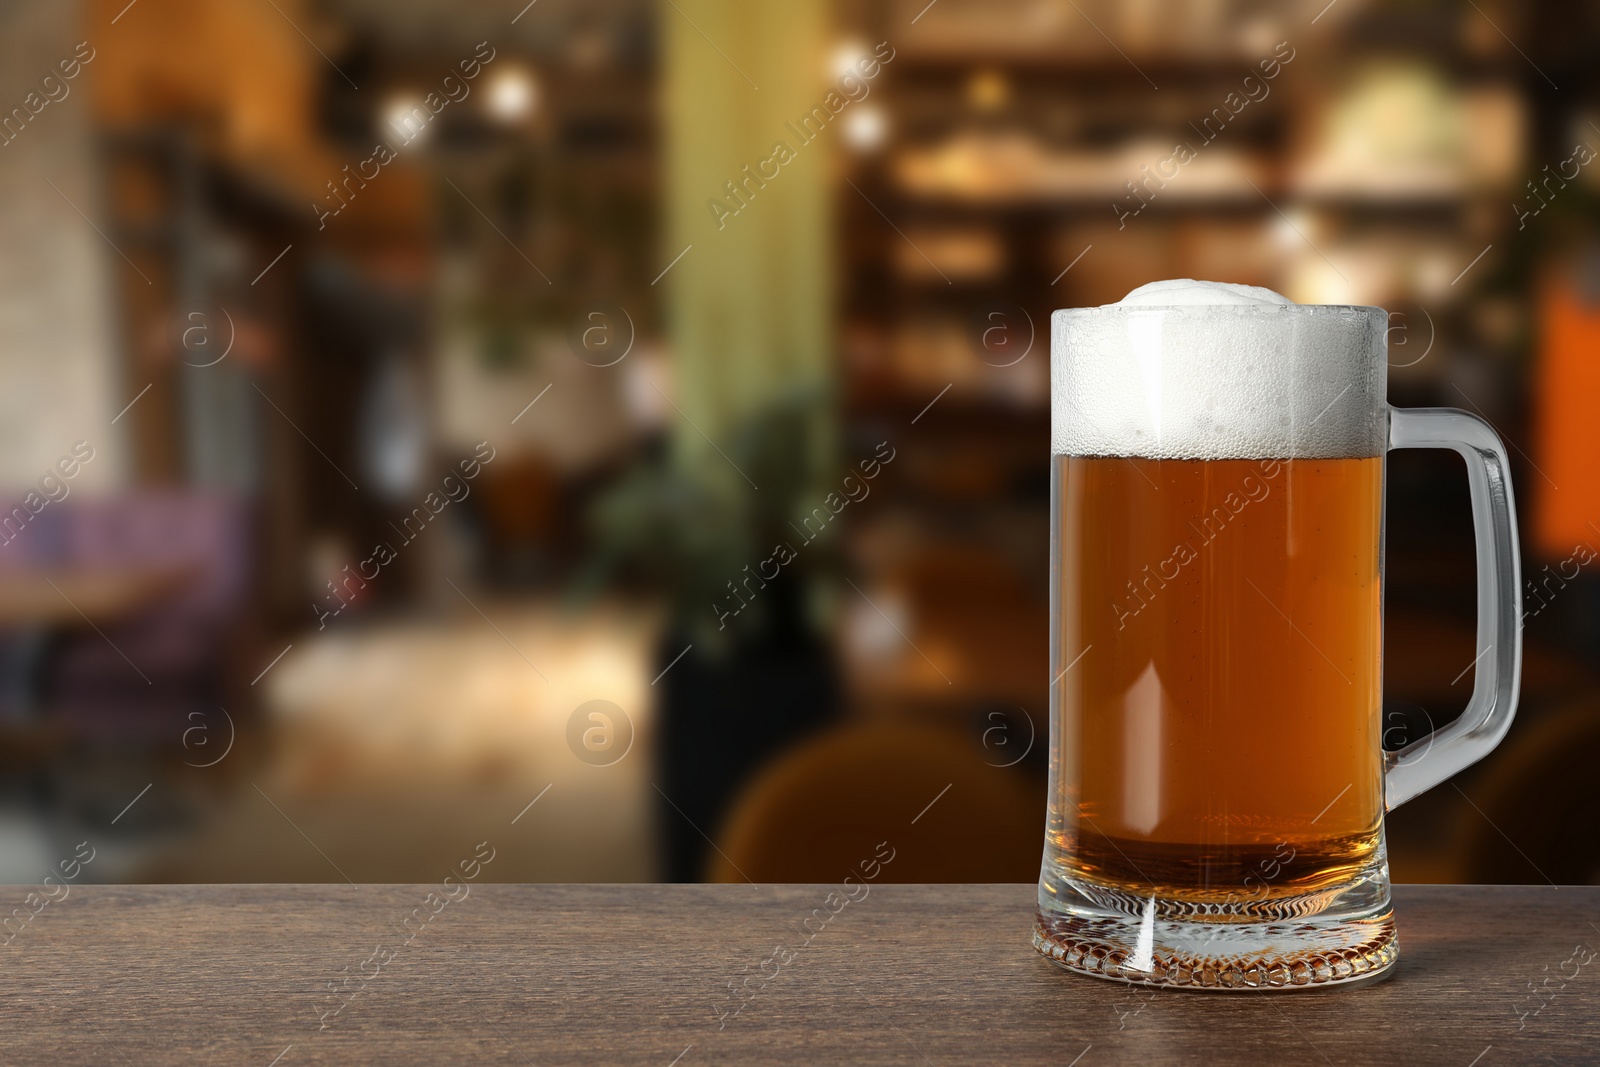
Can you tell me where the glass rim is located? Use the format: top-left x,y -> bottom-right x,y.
1051,302 -> 1386,319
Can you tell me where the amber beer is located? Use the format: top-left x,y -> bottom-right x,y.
1045,453 -> 1385,905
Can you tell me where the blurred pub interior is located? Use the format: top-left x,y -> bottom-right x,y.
0,0 -> 1598,887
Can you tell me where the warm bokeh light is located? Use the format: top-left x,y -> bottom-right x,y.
842,104 -> 888,152
485,65 -> 537,123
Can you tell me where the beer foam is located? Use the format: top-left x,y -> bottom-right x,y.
1051,280 -> 1387,460
1113,278 -> 1292,307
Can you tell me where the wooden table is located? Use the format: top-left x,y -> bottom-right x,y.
4,884 -> 1595,1064
0,564 -> 194,627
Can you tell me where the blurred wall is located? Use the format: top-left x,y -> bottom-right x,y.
0,0 -> 122,494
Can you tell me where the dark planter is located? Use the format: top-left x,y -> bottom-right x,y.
654,586 -> 839,882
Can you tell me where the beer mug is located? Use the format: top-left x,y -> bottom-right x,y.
1035,285 -> 1522,989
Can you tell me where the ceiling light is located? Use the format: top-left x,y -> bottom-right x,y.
843,105 -> 888,152
486,66 -> 537,123
831,40 -> 870,80
384,95 -> 432,145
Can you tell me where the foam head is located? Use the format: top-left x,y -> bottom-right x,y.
1051,280 -> 1388,460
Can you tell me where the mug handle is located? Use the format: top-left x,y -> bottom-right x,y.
1384,407 -> 1523,809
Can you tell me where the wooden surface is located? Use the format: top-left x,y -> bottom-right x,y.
2,884 -> 1595,1065
0,564 -> 193,627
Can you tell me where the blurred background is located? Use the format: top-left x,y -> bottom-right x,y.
0,0 -> 1597,888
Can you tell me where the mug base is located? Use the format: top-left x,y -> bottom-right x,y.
1032,905 -> 1398,992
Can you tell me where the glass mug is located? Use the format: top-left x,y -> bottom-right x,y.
1034,299 -> 1522,990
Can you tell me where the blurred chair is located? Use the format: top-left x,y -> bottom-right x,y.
0,505 -> 71,722
46,492 -> 251,742
706,718 -> 1041,883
